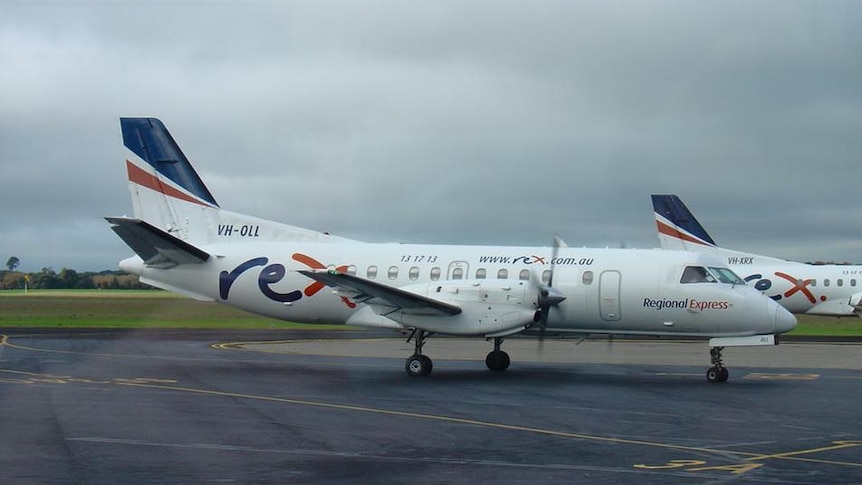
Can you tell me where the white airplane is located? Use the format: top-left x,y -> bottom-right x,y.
653,194 -> 862,317
106,118 -> 796,382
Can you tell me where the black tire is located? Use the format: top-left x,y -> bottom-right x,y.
707,366 -> 729,383
706,366 -> 720,383
406,354 -> 432,377
485,350 -> 511,371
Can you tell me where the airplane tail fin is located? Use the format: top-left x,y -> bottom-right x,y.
117,117 -> 351,247
120,117 -> 220,241
651,194 -> 717,250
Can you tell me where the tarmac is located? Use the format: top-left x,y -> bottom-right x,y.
1,329 -> 860,484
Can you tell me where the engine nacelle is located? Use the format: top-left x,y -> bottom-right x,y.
397,279 -> 538,336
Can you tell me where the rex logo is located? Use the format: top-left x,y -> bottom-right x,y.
743,272 -> 822,304
219,253 -> 356,308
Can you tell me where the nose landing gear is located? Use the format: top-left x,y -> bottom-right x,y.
707,346 -> 729,383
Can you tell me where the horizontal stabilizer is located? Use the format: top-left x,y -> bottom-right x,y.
298,270 -> 462,316
106,217 -> 210,268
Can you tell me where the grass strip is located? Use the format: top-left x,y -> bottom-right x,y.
1,290 -> 861,336
0,290 -> 346,330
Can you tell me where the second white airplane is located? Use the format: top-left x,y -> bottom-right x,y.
106,119 -> 796,382
653,194 -> 862,317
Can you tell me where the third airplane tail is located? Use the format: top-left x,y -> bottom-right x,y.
651,194 -> 718,251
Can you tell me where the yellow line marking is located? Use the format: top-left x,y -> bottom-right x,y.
753,455 -> 862,468
211,340 -> 302,352
211,338 -> 403,354
745,441 -> 862,462
0,369 -> 179,386
0,334 -> 239,362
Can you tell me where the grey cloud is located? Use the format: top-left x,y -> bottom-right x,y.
1,1 -> 862,271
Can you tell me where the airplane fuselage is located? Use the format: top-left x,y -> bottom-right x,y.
709,253 -> 862,315
123,242 -> 792,337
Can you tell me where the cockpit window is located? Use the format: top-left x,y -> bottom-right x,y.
708,267 -> 746,285
680,266 -> 715,284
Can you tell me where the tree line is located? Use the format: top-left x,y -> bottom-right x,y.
0,268 -> 152,290
2,256 -> 152,290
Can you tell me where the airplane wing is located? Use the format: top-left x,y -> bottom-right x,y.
106,217 -> 210,268
297,270 -> 462,317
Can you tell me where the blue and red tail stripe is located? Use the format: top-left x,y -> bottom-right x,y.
120,118 -> 219,208
651,194 -> 717,247
126,160 -> 214,208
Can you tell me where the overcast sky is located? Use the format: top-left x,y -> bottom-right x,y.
2,1 -> 861,272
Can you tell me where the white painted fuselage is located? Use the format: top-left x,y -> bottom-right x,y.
122,241 -> 793,338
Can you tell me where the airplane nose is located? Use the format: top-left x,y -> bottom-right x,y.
773,304 -> 797,334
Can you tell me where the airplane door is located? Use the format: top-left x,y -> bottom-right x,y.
599,270 -> 621,321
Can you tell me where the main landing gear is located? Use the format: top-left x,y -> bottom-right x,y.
403,331 -> 512,376
707,346 -> 729,383
485,337 -> 510,372
405,330 -> 433,377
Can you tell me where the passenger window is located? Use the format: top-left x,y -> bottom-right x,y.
409,266 -> 420,281
476,268 -> 487,279
430,267 -> 441,281
388,266 -> 399,280
497,269 -> 508,279
367,266 -> 378,279
541,270 -> 551,285
519,269 -> 530,281
824,278 -> 830,287
838,279 -> 844,287
582,271 -> 594,285
680,266 -> 715,284
452,267 -> 464,280
852,279 -> 857,287
346,265 -> 357,276
810,279 -> 817,287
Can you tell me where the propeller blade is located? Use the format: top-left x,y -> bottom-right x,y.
553,234 -> 568,248
547,234 -> 562,287
537,234 -> 568,351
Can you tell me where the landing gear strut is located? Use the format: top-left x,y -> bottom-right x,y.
405,329 -> 432,377
485,337 -> 510,372
706,346 -> 729,383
